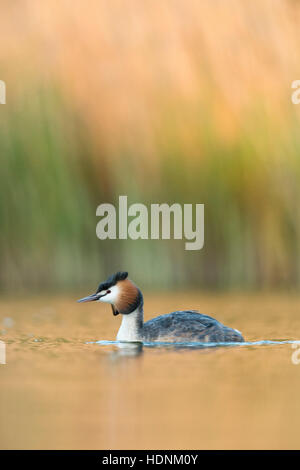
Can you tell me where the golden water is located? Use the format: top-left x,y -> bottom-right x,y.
1,292 -> 300,449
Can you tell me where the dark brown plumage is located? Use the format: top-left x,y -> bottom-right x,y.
115,279 -> 142,315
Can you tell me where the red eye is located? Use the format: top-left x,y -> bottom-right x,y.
107,290 -> 111,294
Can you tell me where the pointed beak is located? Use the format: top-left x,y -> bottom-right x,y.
77,293 -> 100,303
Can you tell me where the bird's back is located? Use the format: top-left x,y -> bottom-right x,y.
141,310 -> 244,343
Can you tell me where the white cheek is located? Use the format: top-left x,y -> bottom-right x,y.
99,285 -> 119,304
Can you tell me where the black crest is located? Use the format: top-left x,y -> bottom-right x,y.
96,271 -> 128,293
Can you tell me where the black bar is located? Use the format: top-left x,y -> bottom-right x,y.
0,450 -> 297,466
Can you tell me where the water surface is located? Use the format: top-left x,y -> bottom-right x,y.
1,292 -> 300,449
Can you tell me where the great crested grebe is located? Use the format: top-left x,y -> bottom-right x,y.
78,271 -> 244,343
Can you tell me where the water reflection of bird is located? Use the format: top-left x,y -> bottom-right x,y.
78,272 -> 244,343
112,341 -> 143,358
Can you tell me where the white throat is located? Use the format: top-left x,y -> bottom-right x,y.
116,308 -> 142,342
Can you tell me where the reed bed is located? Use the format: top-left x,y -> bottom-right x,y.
1,0 -> 300,291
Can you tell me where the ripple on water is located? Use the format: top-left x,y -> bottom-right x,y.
89,338 -> 300,350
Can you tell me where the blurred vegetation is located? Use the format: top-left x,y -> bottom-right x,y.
1,0 -> 300,292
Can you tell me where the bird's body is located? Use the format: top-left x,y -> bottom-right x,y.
116,307 -> 243,343
78,271 -> 244,344
142,311 -> 243,343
